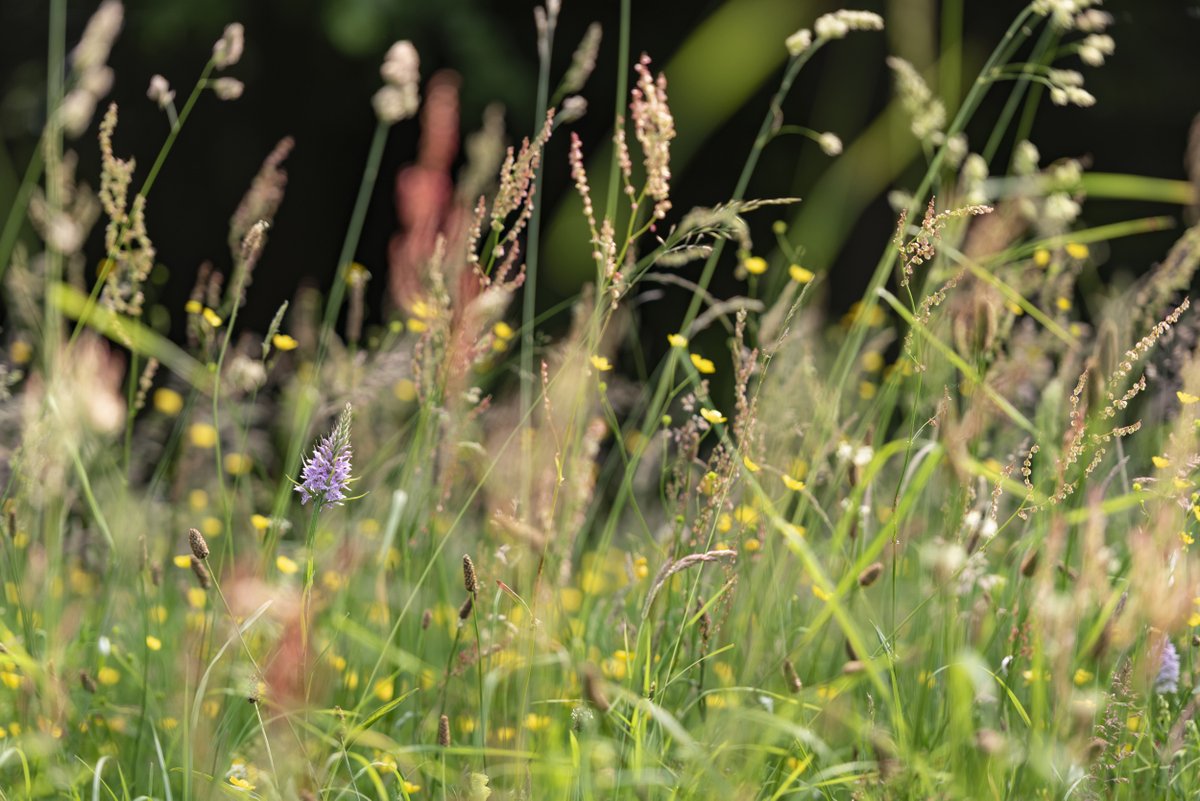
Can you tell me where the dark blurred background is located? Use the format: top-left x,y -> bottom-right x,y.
2,0 -> 1199,349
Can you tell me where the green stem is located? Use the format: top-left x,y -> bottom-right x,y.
521,4 -> 557,524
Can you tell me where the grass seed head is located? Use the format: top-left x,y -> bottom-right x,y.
187,527 -> 209,561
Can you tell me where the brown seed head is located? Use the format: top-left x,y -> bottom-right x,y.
857,561 -> 884,587
583,666 -> 610,712
782,659 -> 802,693
80,670 -> 97,694
421,609 -> 432,630
462,554 -> 478,594
190,555 -> 212,589
438,714 -> 451,746
458,595 -> 474,620
188,527 -> 209,560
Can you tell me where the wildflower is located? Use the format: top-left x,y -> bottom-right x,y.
789,264 -> 814,284
1078,33 -> 1115,66
146,75 -> 174,109
374,678 -> 394,702
296,404 -> 354,510
1065,242 -> 1089,260
1156,638 -> 1180,693
276,555 -> 298,575
1181,392 -> 1200,405
250,514 -> 271,532
782,475 -> 805,492
223,453 -> 251,475
1152,455 -> 1170,470
146,635 -> 162,651
1073,668 -> 1094,686
667,333 -> 688,347
202,308 -> 223,327
97,667 -> 120,686
272,333 -> 298,351
742,455 -> 761,473
212,78 -> 243,101
813,10 -> 884,41
229,776 -> 254,791
690,353 -> 716,374
784,28 -> 812,56
887,57 -> 945,143
374,41 -> 421,124
700,408 -> 726,425
743,256 -> 768,275
590,355 -> 613,372
153,387 -> 183,415
1056,296 -> 1072,311
493,321 -> 515,340
817,131 -> 843,156
212,23 -> 244,69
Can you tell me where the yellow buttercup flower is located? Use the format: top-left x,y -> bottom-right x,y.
202,308 -> 223,328
146,635 -> 162,652
153,388 -> 184,416
184,299 -> 203,314
250,514 -> 271,532
590,355 -> 614,372
788,264 -> 814,284
272,333 -> 298,351
742,455 -> 760,473
782,475 -> 805,492
1178,391 -> 1200,405
223,452 -> 251,475
1152,455 -> 1170,469
1065,242 -> 1089,260
1032,249 -> 1051,267
690,354 -> 716,374
276,555 -> 299,575
667,333 -> 688,347
493,321 -> 515,340
700,408 -> 726,425
189,423 -> 218,449
743,256 -> 768,275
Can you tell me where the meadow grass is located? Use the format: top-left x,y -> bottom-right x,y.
3,1 -> 1200,799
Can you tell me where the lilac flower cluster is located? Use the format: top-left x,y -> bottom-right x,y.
1156,638 -> 1180,694
296,403 -> 353,510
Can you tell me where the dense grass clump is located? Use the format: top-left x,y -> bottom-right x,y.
4,2 -> 1200,799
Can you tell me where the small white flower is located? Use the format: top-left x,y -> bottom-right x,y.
852,445 -> 874,467
98,636 -> 111,656
212,77 -> 244,101
1013,140 -> 1040,175
147,74 -> 175,109
784,28 -> 812,56
817,131 -> 843,156
212,22 -> 244,70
